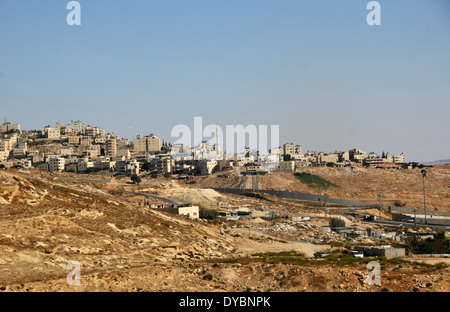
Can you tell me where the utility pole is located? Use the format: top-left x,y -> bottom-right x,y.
378,193 -> 382,219
421,169 -> 428,224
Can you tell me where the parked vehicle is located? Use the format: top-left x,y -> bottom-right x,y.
314,251 -> 327,258
349,250 -> 364,258
363,215 -> 376,221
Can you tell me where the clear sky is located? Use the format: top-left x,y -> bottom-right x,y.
1,0 -> 449,162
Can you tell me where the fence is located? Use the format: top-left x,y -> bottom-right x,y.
212,187 -> 379,208
212,187 -> 450,217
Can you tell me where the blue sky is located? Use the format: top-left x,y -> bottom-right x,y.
1,0 -> 449,162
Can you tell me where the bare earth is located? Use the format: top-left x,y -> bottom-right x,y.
0,167 -> 449,292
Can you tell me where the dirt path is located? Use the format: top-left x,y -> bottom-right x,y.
232,227 -> 329,258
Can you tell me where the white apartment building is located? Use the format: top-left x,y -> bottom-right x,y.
65,121 -> 87,133
0,139 -> 13,153
393,153 -> 405,164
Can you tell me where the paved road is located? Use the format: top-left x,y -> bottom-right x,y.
362,219 -> 450,230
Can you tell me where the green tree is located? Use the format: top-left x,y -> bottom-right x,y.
142,161 -> 152,171
130,174 -> 142,185
199,208 -> 219,220
329,217 -> 345,228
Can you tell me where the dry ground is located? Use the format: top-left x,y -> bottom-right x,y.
197,166 -> 450,212
0,168 -> 449,292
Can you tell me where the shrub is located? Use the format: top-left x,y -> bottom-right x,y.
203,273 -> 213,281
329,217 -> 345,228
199,208 -> 219,220
294,172 -> 336,188
130,174 -> 142,185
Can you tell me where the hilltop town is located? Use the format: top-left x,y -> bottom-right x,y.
0,120 -> 409,176
1,120 -> 449,293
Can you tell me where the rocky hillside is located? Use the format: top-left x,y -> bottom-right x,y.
0,169 -> 449,292
197,166 -> 450,212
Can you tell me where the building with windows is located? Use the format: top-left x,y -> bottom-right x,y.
134,134 -> 162,153
48,157 -> 65,172
106,138 -> 117,158
65,120 -> 87,134
45,128 -> 61,140
1,122 -> 20,133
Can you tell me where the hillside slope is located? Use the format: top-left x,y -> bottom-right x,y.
197,166 -> 450,212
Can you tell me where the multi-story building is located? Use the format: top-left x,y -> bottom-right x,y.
45,128 -> 61,140
336,151 -> 350,162
94,158 -> 116,171
83,146 -> 99,160
393,153 -> 405,164
77,158 -> 94,172
68,136 -> 81,144
65,121 -> 86,134
12,141 -> 27,157
94,136 -> 107,144
0,122 -> 20,133
283,143 -> 302,157
198,159 -> 217,175
349,149 -> 366,163
115,159 -> 140,176
80,136 -> 91,146
106,138 -> 117,158
0,139 -> 13,154
134,134 -> 162,153
278,160 -> 295,172
48,157 -> 65,172
117,148 -> 131,160
318,153 -> 339,164
157,156 -> 174,174
0,151 -> 9,162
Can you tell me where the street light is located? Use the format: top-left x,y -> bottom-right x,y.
421,169 -> 427,224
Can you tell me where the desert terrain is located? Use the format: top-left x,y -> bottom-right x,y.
0,166 -> 449,292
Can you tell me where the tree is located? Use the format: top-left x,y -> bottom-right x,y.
199,208 -> 219,220
142,161 -> 152,171
329,217 -> 345,228
130,174 -> 142,185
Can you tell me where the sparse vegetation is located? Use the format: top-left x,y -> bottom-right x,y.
203,273 -> 213,281
130,174 -> 142,185
199,208 -> 219,220
329,217 -> 345,228
294,172 -> 336,188
405,229 -> 450,254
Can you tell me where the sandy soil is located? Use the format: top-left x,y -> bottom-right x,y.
0,168 -> 449,292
